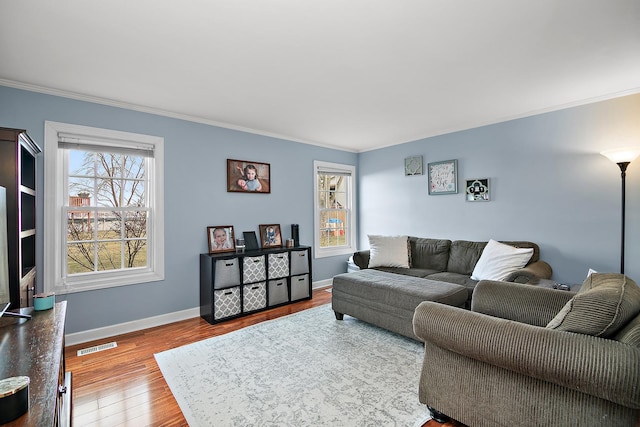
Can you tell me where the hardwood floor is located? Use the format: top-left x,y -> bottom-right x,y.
65,286 -> 462,426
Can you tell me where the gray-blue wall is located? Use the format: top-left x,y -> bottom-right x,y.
0,85 -> 357,333
358,93 -> 640,285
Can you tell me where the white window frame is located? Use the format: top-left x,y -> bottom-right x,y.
43,121 -> 164,294
313,160 -> 356,259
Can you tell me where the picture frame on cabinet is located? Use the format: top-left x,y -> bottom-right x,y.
243,231 -> 260,250
465,178 -> 490,201
227,159 -> 271,193
207,225 -> 236,254
259,224 -> 282,248
428,159 -> 458,195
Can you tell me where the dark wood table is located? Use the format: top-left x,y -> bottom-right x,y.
0,301 -> 71,426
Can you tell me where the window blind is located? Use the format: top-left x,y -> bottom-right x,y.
58,133 -> 154,158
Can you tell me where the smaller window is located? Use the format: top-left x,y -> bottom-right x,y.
313,161 -> 356,258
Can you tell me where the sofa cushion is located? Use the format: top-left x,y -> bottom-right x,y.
375,267 -> 441,278
500,241 -> 540,263
470,239 -> 534,281
367,235 -> 410,268
614,312 -> 640,348
332,269 -> 468,312
427,271 -> 479,289
546,273 -> 640,337
409,238 -> 451,271
447,240 -> 487,275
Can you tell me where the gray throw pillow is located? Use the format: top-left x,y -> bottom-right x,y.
546,273 -> 640,337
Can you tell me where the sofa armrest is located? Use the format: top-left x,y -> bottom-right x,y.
503,260 -> 553,283
471,280 -> 574,326
413,301 -> 640,409
352,250 -> 370,270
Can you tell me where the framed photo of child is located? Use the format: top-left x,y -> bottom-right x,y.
207,225 -> 236,254
259,224 -> 282,248
227,159 -> 271,193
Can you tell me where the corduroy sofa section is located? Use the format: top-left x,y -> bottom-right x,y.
413,279 -> 640,426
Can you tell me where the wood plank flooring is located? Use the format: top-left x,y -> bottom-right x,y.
65,286 -> 463,427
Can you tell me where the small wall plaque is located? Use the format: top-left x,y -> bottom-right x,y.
404,156 -> 423,176
465,178 -> 490,201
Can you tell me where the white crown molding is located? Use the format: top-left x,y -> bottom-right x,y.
5,78 -> 637,154
358,87 -> 640,152
0,78 -> 358,153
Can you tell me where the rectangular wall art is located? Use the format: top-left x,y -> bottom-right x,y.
227,159 -> 271,193
428,159 -> 458,195
404,155 -> 423,176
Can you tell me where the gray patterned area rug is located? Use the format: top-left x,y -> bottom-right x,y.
154,304 -> 431,426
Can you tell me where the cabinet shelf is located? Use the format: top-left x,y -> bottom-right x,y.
0,127 -> 41,309
200,246 -> 312,324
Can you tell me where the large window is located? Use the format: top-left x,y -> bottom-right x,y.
313,161 -> 356,258
44,122 -> 164,293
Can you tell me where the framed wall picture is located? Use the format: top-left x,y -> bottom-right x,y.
259,224 -> 282,248
466,178 -> 490,201
404,155 -> 423,176
207,225 -> 236,254
428,159 -> 458,195
227,159 -> 271,193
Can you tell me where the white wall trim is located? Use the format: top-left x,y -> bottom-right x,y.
66,279 -> 334,346
65,307 -> 200,346
1,78 -> 357,153
312,278 -> 333,289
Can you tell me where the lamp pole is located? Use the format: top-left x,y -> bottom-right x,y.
601,147 -> 639,275
617,161 -> 629,274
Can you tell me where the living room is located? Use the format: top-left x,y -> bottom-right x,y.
1,1 -> 639,425
2,84 -> 636,340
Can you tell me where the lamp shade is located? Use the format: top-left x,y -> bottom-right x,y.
600,148 -> 640,164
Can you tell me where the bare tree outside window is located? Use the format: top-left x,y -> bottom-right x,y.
66,150 -> 148,274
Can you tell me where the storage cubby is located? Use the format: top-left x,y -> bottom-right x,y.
268,278 -> 289,306
243,282 -> 267,312
200,246 -> 312,324
291,274 -> 311,301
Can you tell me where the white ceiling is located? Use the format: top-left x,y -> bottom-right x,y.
1,1 -> 639,152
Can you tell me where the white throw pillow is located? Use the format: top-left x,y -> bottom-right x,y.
470,239 -> 534,281
367,235 -> 410,268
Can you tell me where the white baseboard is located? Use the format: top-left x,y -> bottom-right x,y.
66,279 -> 333,346
65,307 -> 200,346
312,278 -> 333,289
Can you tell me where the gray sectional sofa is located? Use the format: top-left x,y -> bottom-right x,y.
352,237 -> 552,299
332,237 -> 553,340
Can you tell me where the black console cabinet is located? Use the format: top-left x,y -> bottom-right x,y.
200,246 -> 312,324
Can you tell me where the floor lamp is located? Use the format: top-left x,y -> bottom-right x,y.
601,148 -> 640,274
